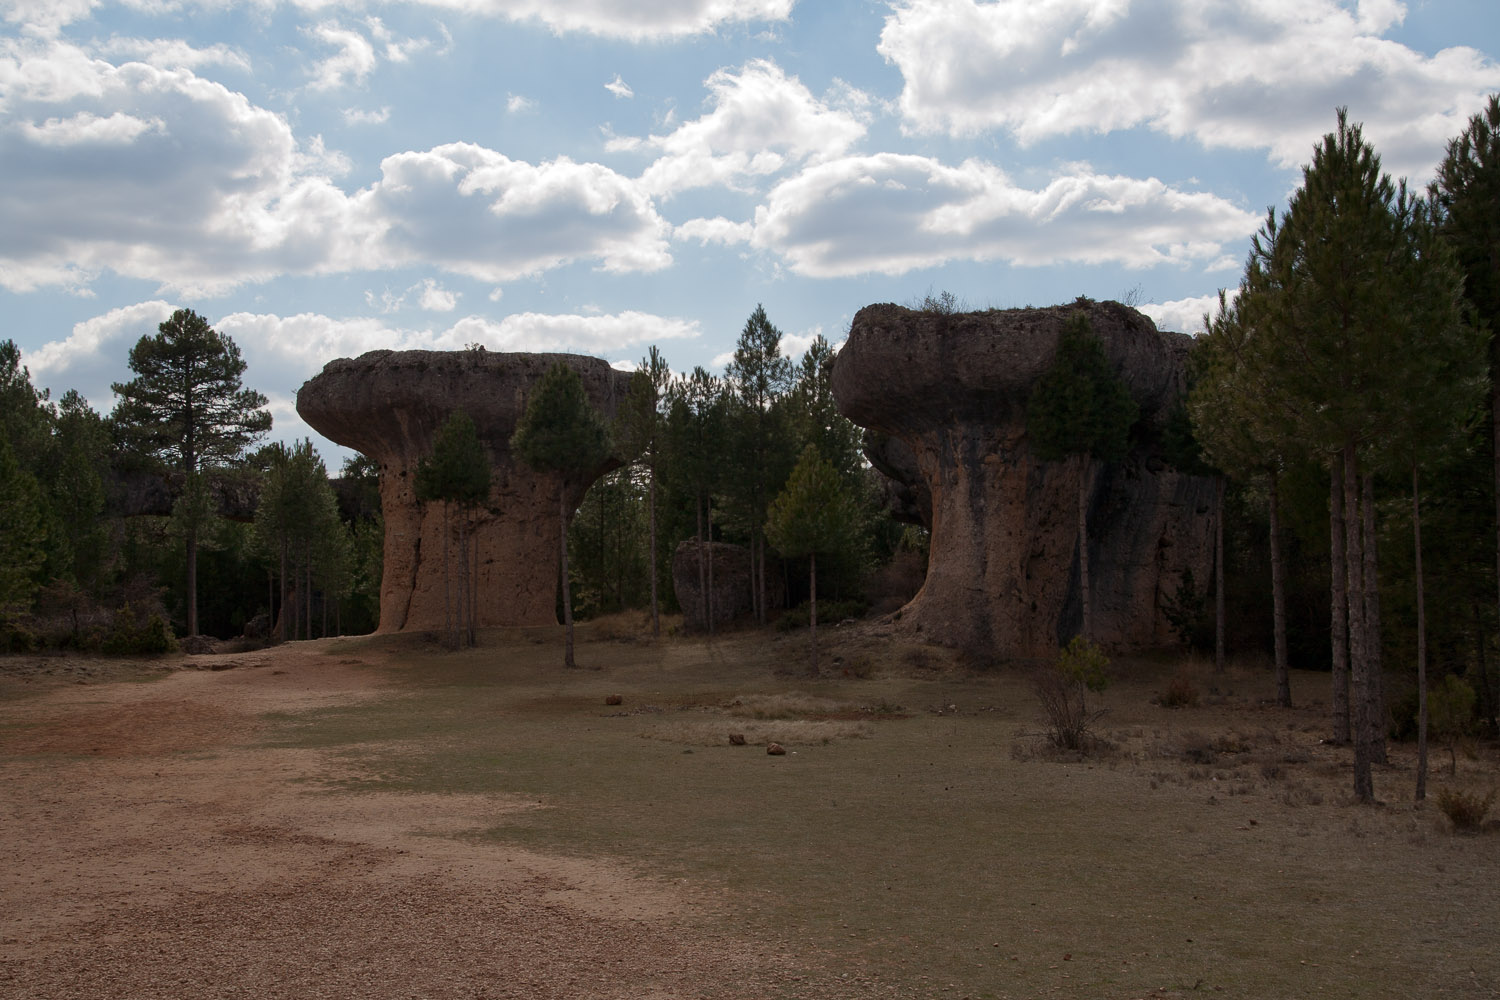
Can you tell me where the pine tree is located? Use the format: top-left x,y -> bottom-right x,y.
415,411 -> 491,648
1243,110 -> 1416,801
112,309 -> 270,636
512,363 -> 611,668
766,444 -> 860,676
1432,93 -> 1500,733
616,347 -> 671,637
725,305 -> 795,626
0,438 -> 46,624
1027,310 -> 1138,643
1382,188 -> 1488,800
1189,289 -> 1296,700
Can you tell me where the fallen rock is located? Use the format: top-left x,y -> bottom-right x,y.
297,350 -> 632,633
832,299 -> 1215,660
728,733 -> 747,746
605,694 -> 623,706
766,742 -> 786,756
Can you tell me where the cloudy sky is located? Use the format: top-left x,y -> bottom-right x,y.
3,0 -> 1497,460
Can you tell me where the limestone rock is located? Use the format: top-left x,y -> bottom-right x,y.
832,299 -> 1215,660
296,350 -> 631,633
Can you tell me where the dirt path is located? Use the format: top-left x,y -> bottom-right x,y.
0,645 -> 791,999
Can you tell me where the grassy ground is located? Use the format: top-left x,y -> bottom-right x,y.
257,618 -> 1500,1000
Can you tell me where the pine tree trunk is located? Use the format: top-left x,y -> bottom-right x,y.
1414,465 -> 1429,802
1215,474 -> 1226,673
1076,454 -> 1092,643
186,526 -> 198,637
1269,469 -> 1291,707
279,538 -> 288,644
649,469 -> 660,639
1344,442 -> 1374,803
1362,471 -> 1386,766
707,497 -> 716,636
561,489 -> 575,668
1330,457 -> 1351,744
1493,388 -> 1500,721
809,551 -> 819,677
304,544 -> 312,641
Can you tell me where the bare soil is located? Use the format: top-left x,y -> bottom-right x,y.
0,644 -> 784,999
2,631 -> 1496,1000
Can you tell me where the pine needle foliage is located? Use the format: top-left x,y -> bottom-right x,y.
1027,311 -> 1137,466
512,362 -> 612,667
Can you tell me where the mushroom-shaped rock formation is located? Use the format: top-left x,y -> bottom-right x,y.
297,350 -> 632,633
832,300 -> 1216,660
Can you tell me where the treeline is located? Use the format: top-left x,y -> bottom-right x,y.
0,311 -> 383,653
1179,98 -> 1500,801
0,303 -> 910,654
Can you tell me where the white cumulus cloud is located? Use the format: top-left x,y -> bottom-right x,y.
878,0 -> 1500,178
0,43 -> 674,294
749,153 -> 1259,277
620,59 -> 870,198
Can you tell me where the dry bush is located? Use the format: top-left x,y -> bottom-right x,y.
1434,787 -> 1496,833
1158,673 -> 1199,708
1033,639 -> 1110,752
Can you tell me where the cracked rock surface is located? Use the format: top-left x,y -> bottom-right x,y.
297,350 -> 630,632
833,300 -> 1215,659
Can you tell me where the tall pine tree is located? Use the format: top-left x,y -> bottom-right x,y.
512,363 -> 611,668
112,309 -> 270,636
1027,310 -> 1137,644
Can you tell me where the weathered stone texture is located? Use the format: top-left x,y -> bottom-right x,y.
832,300 -> 1215,660
297,350 -> 630,633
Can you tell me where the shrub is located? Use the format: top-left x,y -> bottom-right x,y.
1430,674 -> 1478,775
1034,636 -> 1109,752
101,603 -> 178,656
1434,787 -> 1496,833
775,599 -> 869,632
1,620 -> 37,653
1160,673 -> 1199,708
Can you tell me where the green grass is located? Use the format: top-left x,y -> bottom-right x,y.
262,628 -> 1500,999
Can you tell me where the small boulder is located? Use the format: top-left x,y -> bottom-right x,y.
766,742 -> 786,756
728,733 -> 747,746
604,694 -> 623,706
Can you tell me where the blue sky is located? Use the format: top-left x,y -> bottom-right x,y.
3,0 -> 1498,462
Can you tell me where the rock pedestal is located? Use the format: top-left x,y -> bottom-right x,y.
831,300 -> 1215,660
296,350 -> 631,633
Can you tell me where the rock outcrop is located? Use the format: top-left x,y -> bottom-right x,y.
831,300 -> 1215,660
297,350 -> 631,633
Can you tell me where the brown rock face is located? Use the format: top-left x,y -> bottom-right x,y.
296,350 -> 631,633
832,300 -> 1215,660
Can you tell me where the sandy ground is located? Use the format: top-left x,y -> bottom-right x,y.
0,645 -> 797,1000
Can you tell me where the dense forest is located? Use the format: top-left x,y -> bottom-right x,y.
2,100 -> 1498,783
